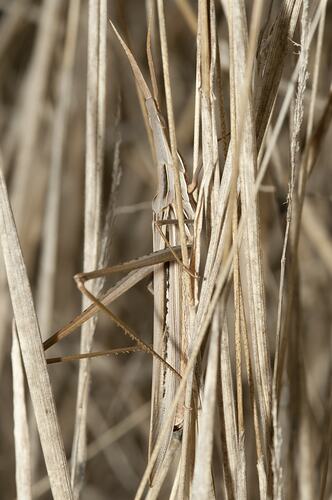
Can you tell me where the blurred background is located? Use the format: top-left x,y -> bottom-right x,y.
0,1 -> 331,499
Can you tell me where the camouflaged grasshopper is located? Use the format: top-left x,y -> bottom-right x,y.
43,23 -> 196,484
110,25 -> 196,479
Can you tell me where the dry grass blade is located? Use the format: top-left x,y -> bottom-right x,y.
70,0 -> 107,495
233,224 -> 248,500
146,435 -> 181,500
0,161 -> 72,499
219,308 -> 242,499
229,6 -> 272,494
11,322 -> 32,500
273,0 -> 310,401
255,0 -> 302,146
191,304 -> 221,499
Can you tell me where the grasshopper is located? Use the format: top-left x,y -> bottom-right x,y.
110,25 -> 197,479
43,24 -> 196,484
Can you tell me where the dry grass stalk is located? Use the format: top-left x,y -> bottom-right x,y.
11,322 -> 32,500
70,0 -> 107,496
0,160 -> 72,498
